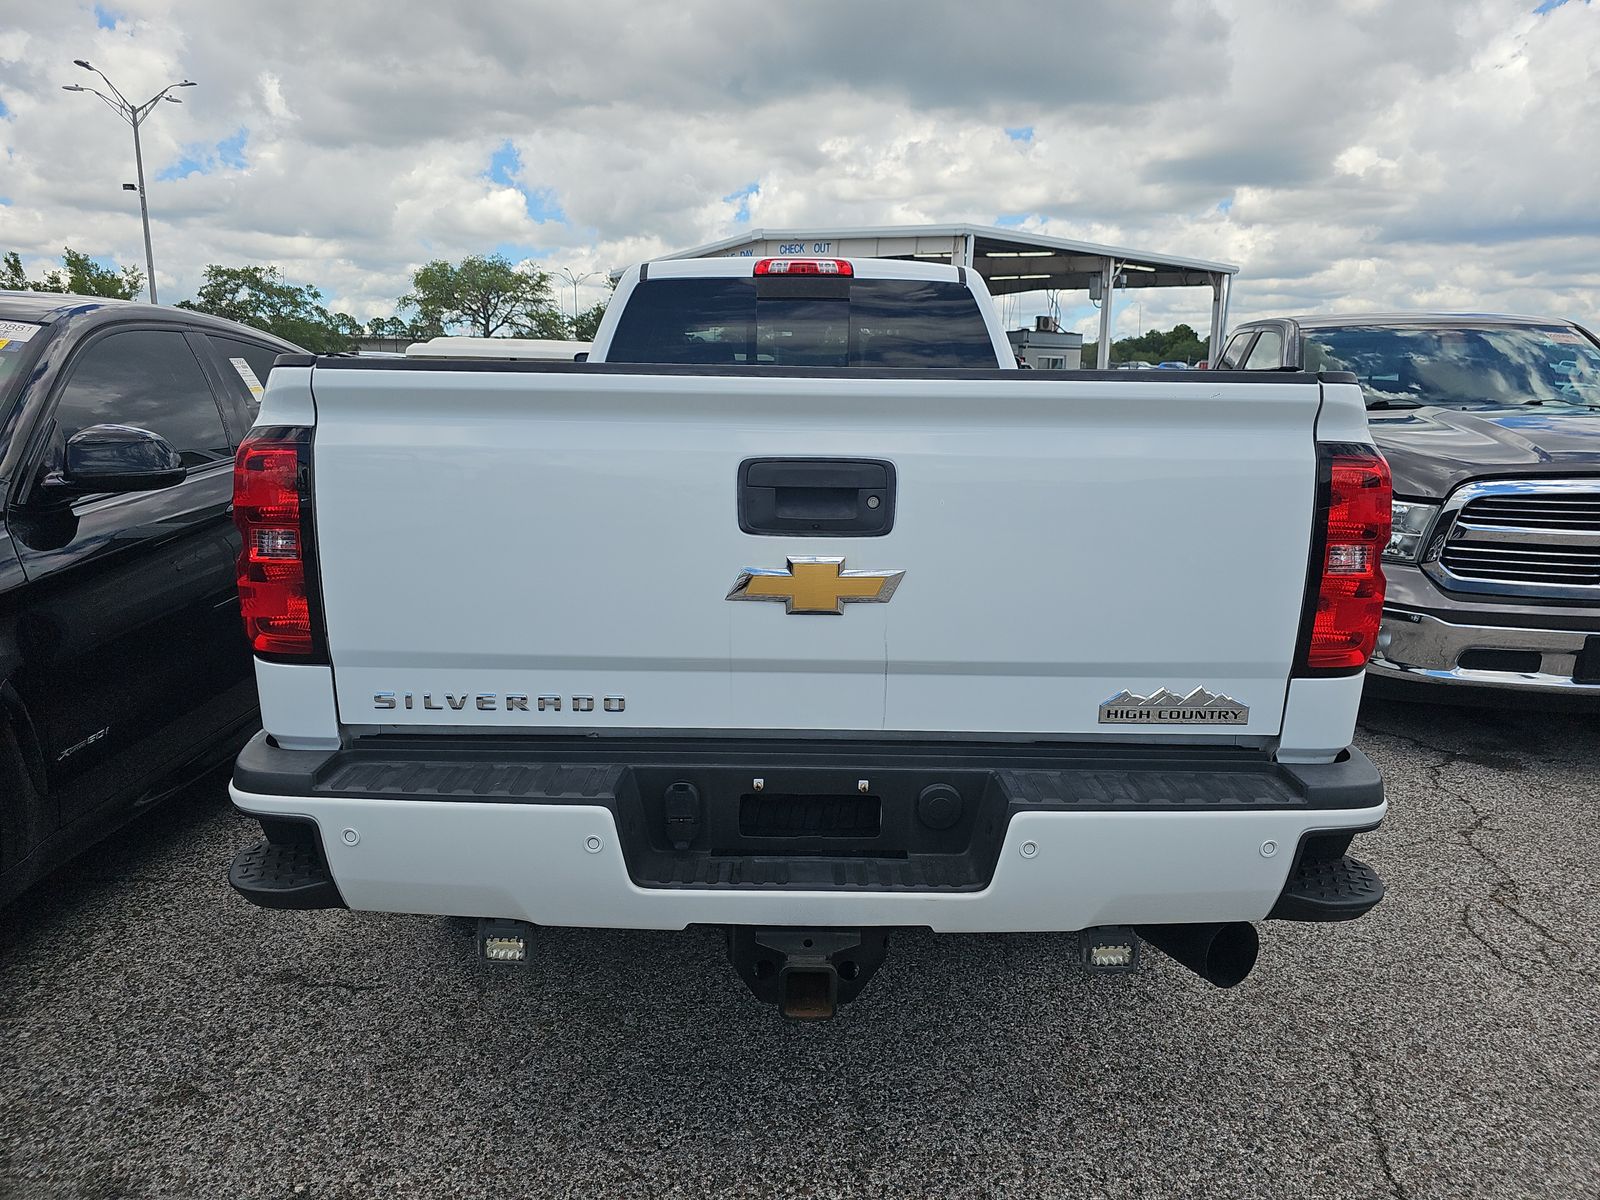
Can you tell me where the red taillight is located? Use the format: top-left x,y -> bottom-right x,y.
234,427 -> 323,660
1300,446 -> 1392,672
753,258 -> 853,276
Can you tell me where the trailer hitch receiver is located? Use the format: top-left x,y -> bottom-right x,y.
727,928 -> 890,1019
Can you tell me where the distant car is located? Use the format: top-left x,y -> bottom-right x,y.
0,292 -> 300,904
1155,361 -> 1189,370
1220,312 -> 1600,698
1117,360 -> 1155,370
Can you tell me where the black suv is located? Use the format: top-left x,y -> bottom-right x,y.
1220,313 -> 1600,697
1,292 -> 298,903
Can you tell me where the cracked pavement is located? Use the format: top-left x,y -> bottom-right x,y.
2,696 -> 1598,1199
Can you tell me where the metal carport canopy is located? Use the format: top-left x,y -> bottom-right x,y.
649,223 -> 1240,367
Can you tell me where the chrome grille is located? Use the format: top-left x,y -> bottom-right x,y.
1433,481 -> 1600,599
1457,493 -> 1600,532
1440,542 -> 1600,585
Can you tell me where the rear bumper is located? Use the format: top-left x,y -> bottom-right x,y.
228,732 -> 1385,934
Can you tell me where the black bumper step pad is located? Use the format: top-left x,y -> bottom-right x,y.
996,767 -> 1302,808
229,838 -> 345,911
1268,853 -> 1384,922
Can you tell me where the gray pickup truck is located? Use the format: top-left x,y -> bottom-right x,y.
1220,313 -> 1600,697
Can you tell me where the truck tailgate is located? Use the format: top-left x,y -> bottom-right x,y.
307,366 -> 1322,738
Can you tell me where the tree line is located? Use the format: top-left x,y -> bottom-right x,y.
2,247 -> 610,354
1081,323 -> 1211,366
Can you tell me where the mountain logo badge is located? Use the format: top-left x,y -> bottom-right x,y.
1098,686 -> 1249,725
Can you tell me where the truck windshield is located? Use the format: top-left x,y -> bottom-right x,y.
605,277 -> 997,368
1304,324 -> 1600,411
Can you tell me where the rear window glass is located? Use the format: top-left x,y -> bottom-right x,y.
606,277 -> 997,368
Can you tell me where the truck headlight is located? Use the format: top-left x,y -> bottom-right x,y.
1384,500 -> 1438,563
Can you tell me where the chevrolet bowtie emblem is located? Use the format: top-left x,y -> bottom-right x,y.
726,556 -> 905,615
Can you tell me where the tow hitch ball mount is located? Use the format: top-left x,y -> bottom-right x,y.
727,928 -> 891,1020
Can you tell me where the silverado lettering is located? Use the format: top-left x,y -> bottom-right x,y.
372,692 -> 626,713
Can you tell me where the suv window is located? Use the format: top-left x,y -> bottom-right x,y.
49,329 -> 232,469
1218,331 -> 1255,369
606,277 -> 998,368
207,334 -> 278,414
1243,329 -> 1284,369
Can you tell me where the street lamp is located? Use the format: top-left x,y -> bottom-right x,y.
552,268 -> 604,325
62,60 -> 196,303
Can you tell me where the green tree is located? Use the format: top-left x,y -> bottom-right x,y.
1082,323 -> 1212,367
570,299 -> 609,342
366,316 -> 407,339
399,254 -> 564,339
0,253 -> 26,292
177,264 -> 359,353
2,247 -> 145,299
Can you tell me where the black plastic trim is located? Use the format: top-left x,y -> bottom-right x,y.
228,816 -> 345,910
234,731 -> 1383,810
737,456 -> 897,537
1266,824 -> 1385,922
302,357 -> 1325,383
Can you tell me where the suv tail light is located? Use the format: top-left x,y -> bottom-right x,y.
1298,445 -> 1392,673
753,258 -> 853,276
234,426 -> 325,661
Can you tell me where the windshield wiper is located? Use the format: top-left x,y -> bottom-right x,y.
1364,400 -> 1424,410
1523,399 -> 1600,411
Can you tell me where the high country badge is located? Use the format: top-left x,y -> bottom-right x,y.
1099,687 -> 1249,725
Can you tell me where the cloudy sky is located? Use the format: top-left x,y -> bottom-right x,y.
1,0 -> 1596,341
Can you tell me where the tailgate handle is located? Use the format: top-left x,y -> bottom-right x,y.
738,458 -> 896,537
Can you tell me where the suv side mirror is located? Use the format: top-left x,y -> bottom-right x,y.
48,424 -> 187,495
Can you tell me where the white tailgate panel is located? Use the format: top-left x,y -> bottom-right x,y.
310,370 -> 1318,736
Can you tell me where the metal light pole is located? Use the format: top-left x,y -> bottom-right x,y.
552,268 -> 604,325
62,61 -> 196,304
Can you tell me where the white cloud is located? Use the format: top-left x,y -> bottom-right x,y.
0,0 -> 1595,334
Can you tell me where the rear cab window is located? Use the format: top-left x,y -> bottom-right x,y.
1243,329 -> 1285,369
1217,330 -> 1256,369
606,276 -> 999,367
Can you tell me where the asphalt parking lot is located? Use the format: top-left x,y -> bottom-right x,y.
2,697 -> 1597,1200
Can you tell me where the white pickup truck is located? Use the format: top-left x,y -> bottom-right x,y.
228,256 -> 1391,1018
